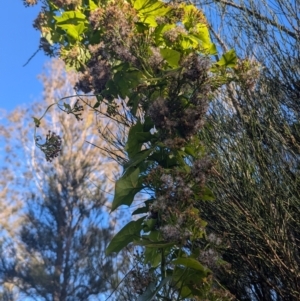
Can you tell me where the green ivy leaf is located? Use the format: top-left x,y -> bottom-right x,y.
134,240 -> 175,248
143,116 -> 154,132
183,146 -> 195,157
142,219 -> 157,232
104,80 -> 119,100
54,11 -> 87,24
127,69 -> 144,86
106,217 -> 145,255
182,4 -> 197,30
135,231 -> 175,248
113,72 -> 130,98
58,24 -> 81,40
135,22 -> 150,32
133,0 -> 162,11
88,0 -> 98,10
191,24 -> 210,46
109,67 -> 143,99
124,148 -> 153,171
179,36 -> 198,50
148,148 -> 178,168
172,267 -> 210,298
127,92 -> 141,115
172,257 -> 207,272
111,167 -> 143,211
207,43 -> 217,55
140,7 -> 170,27
133,0 -> 171,27
144,247 -> 161,267
132,206 -> 149,215
125,120 -> 144,158
54,11 -> 87,41
136,132 -> 154,143
160,48 -> 180,68
213,49 -> 237,69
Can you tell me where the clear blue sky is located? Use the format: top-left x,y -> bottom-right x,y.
0,1 -> 49,112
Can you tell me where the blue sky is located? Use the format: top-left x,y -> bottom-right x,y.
0,1 -> 49,112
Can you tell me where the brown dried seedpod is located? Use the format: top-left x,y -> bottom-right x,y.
36,130 -> 62,162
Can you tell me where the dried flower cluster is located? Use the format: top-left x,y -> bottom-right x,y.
147,161 -> 212,243
147,94 -> 208,140
39,38 -> 58,57
51,0 -> 81,8
148,54 -> 211,140
234,58 -> 261,91
163,26 -> 187,44
70,100 -> 84,121
181,54 -> 211,82
75,59 -> 111,94
33,11 -> 47,31
191,158 -> 213,186
160,224 -> 191,243
100,1 -> 139,64
35,131 -> 62,162
130,269 -> 152,295
75,0 -> 140,95
89,8 -> 104,30
128,268 -> 154,295
199,248 -> 220,270
148,47 -> 165,72
196,233 -> 228,273
23,0 -> 38,7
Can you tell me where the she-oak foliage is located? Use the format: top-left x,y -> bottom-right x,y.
187,0 -> 300,299
25,0 -> 238,299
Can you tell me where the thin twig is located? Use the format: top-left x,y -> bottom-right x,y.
23,48 -> 41,67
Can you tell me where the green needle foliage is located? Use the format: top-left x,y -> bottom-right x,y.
183,0 -> 300,300
22,0 -> 241,299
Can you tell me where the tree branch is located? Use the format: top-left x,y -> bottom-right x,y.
214,0 -> 298,40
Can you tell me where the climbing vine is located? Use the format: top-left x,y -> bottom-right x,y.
27,0 -> 237,299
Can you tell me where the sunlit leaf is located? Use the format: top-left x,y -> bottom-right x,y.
160,48 -> 180,68
214,49 -> 237,68
88,0 -> 98,10
54,11 -> 86,24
